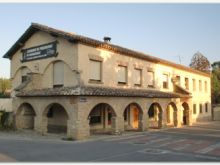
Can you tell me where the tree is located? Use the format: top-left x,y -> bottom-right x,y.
189,51 -> 211,73
0,78 -> 11,94
211,62 -> 220,104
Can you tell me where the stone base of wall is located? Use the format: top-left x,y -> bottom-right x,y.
47,125 -> 67,133
196,115 -> 212,122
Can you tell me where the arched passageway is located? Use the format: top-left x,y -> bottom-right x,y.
43,103 -> 69,134
182,102 -> 190,125
148,103 -> 163,129
166,102 -> 178,127
16,103 -> 36,130
123,103 -> 143,131
88,103 -> 116,134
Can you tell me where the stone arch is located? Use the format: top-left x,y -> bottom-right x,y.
16,102 -> 36,130
88,103 -> 116,134
148,102 -> 163,129
182,102 -> 190,125
12,66 -> 32,79
123,102 -> 143,131
42,103 -> 69,134
166,102 -> 178,127
42,59 -> 73,75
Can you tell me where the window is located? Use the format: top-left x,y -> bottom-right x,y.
199,104 -> 203,114
185,77 -> 189,90
89,109 -> 101,124
89,59 -> 101,82
176,76 -> 181,85
162,74 -> 168,89
118,65 -> 127,84
205,103 -> 208,113
192,79 -> 196,91
53,61 -> 64,87
147,71 -> 154,87
21,67 -> 30,83
134,68 -> 142,86
205,81 -> 207,92
199,80 -> 202,92
193,104 -> 197,114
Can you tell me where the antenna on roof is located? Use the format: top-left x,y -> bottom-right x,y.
177,55 -> 182,64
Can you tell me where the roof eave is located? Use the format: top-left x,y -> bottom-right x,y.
3,24 -> 38,59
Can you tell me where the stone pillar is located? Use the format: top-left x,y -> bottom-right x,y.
161,107 -> 167,128
139,114 -> 147,131
111,116 -> 124,135
175,99 -> 182,127
73,119 -> 90,140
187,99 -> 193,126
33,115 -> 47,135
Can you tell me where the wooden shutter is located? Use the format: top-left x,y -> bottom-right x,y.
118,66 -> 126,83
53,61 -> 64,86
134,69 -> 141,85
90,60 -> 101,81
147,71 -> 154,86
162,74 -> 168,88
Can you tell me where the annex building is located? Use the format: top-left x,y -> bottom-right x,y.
3,23 -> 211,139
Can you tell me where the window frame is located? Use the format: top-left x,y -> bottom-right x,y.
162,73 -> 169,89
199,104 -> 203,114
147,70 -> 155,88
53,61 -> 64,88
192,78 -> 196,92
117,65 -> 128,85
193,104 -> 197,114
134,68 -> 142,86
89,59 -> 102,83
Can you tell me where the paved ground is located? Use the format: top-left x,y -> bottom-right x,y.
1,121 -> 220,162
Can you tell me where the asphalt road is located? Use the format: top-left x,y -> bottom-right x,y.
1,121 -> 220,162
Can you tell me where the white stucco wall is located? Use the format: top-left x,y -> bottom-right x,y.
0,98 -> 12,112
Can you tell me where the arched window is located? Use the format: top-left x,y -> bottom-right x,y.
21,67 -> 31,83
53,61 -> 64,87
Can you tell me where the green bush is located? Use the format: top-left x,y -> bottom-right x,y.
0,92 -> 10,98
0,111 -> 14,130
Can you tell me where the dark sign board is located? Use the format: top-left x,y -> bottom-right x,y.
21,41 -> 57,62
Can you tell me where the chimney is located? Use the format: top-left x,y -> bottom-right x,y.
103,36 -> 111,43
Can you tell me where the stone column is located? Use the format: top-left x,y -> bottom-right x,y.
138,114 -> 147,131
187,99 -> 193,126
175,99 -> 182,127
111,116 -> 124,135
73,119 -> 90,140
33,114 -> 48,135
161,108 -> 167,128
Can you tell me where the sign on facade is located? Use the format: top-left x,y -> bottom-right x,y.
21,41 -> 57,62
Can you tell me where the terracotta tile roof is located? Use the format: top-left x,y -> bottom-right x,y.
16,85 -> 190,98
3,23 -> 210,77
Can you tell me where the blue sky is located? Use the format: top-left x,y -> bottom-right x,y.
0,3 -> 220,78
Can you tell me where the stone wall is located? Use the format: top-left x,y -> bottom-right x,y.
213,104 -> 220,121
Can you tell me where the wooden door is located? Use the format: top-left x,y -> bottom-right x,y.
133,107 -> 139,129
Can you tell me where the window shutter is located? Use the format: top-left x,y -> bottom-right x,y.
53,61 -> 64,85
147,71 -> 154,86
118,66 -> 126,83
162,74 -> 168,88
90,60 -> 101,81
134,69 -> 141,85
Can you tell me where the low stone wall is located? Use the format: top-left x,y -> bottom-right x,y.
213,104 -> 220,121
0,98 -> 12,112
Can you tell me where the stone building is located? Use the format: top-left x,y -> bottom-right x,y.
3,23 -> 211,139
